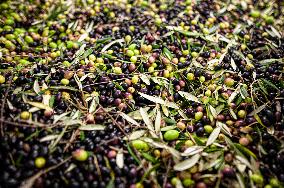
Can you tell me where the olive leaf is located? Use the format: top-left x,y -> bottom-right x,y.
173,154 -> 201,171
229,108 -> 237,120
39,135 -> 59,142
27,101 -> 53,111
181,146 -> 204,157
163,47 -> 173,60
178,91 -> 199,103
138,92 -> 165,105
33,79 -> 41,94
160,125 -> 176,131
248,104 -> 266,116
140,74 -> 150,85
79,124 -> 106,131
101,38 -> 124,53
216,121 -> 232,137
155,107 -> 161,134
209,105 -> 217,118
140,107 -> 157,138
127,130 -> 147,140
119,112 -> 140,127
206,127 -> 221,146
116,149 -> 124,169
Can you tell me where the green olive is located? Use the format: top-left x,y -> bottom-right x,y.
25,35 -> 34,44
35,157 -> 46,168
250,174 -> 264,185
113,67 -> 122,74
130,56 -> 137,63
72,149 -> 88,161
183,178 -> 195,187
126,50 -> 135,57
132,140 -> 149,151
20,111 -> 30,120
224,77 -> 234,87
0,75 -> 5,84
61,78 -> 70,85
195,111 -> 203,121
237,110 -> 246,118
164,130 -> 179,141
250,10 -> 260,18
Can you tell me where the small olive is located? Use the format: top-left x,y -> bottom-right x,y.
72,149 -> 88,161
164,130 -> 179,141
20,111 -> 30,120
35,157 -> 46,168
195,111 -> 203,121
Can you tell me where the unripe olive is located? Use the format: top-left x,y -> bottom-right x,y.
20,111 -> 30,120
35,157 -> 46,168
61,78 -> 69,85
195,112 -> 203,121
0,75 -> 5,84
132,140 -> 149,151
224,78 -> 234,87
72,149 -> 88,161
164,130 -> 179,141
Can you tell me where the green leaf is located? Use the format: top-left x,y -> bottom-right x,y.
142,152 -> 158,163
81,48 -> 93,59
261,78 -> 279,91
106,180 -> 114,188
163,47 -> 173,60
234,143 -> 257,159
127,144 -> 141,165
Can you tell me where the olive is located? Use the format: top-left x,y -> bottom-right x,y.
35,157 -> 46,168
72,149 -> 88,161
164,130 -> 179,141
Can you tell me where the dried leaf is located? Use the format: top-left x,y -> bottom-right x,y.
217,121 -> 232,137
33,79 -> 41,94
236,173 -> 245,188
164,101 -> 179,109
178,91 -> 199,103
174,154 -> 201,171
140,108 -> 156,137
89,96 -> 98,113
116,149 -> 124,169
78,33 -> 88,42
128,130 -> 147,140
228,86 -> 240,103
79,124 -> 106,131
206,127 -> 221,146
27,101 -> 52,111
229,108 -> 237,120
181,146 -> 204,156
161,105 -> 169,117
40,135 -> 59,142
119,112 -> 140,127
140,74 -> 150,85
155,108 -> 161,134
53,112 -> 70,124
230,58 -> 237,71
209,105 -> 217,118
